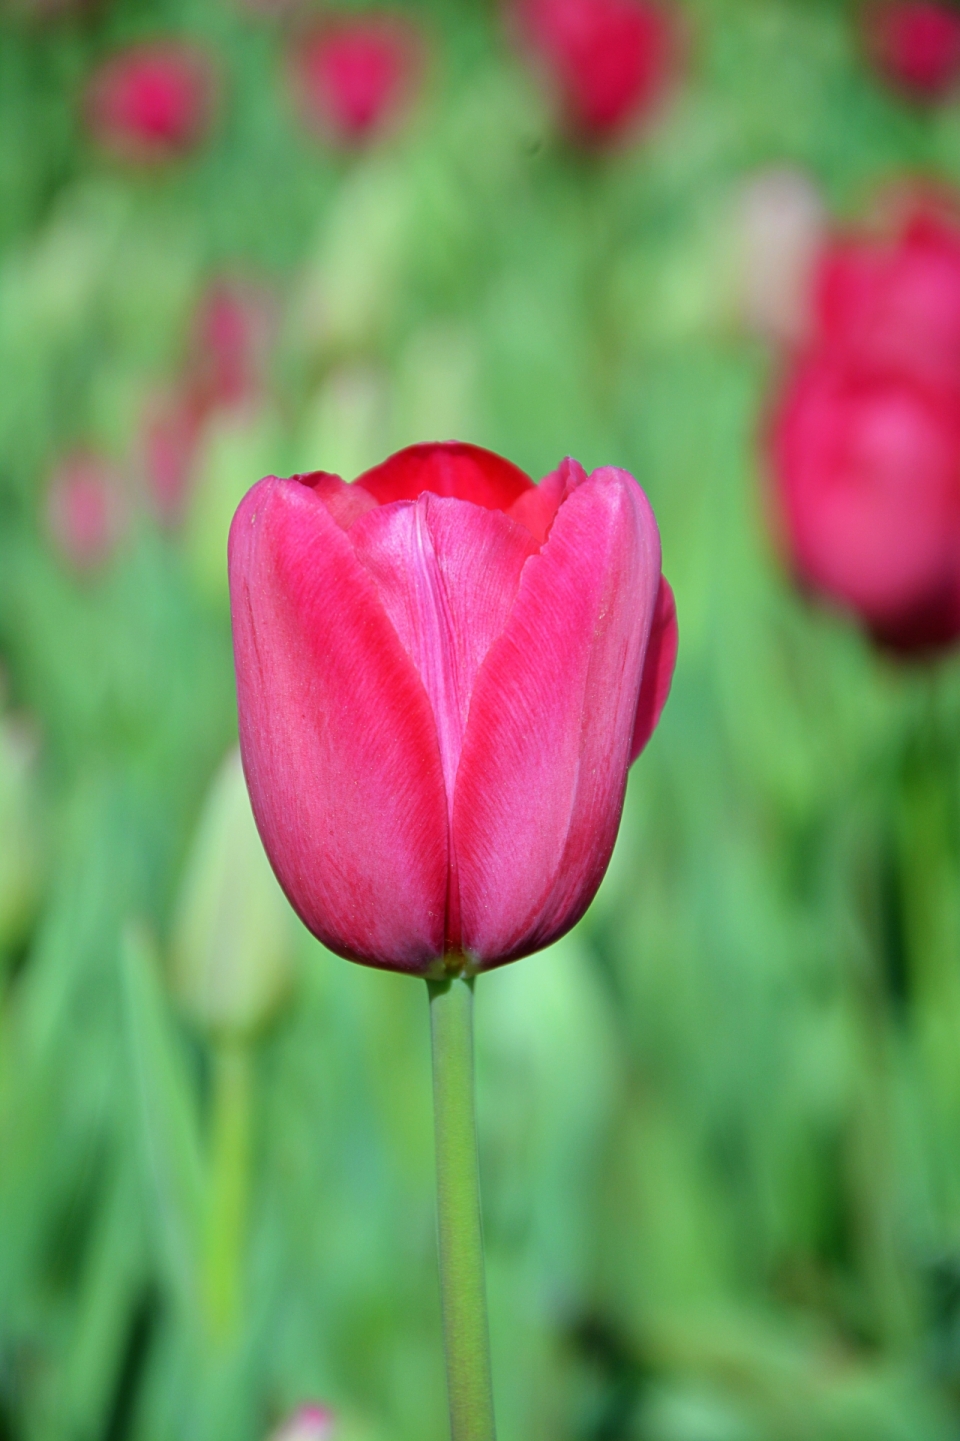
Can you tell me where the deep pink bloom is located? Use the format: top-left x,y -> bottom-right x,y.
187,280 -> 274,414
772,356 -> 960,651
45,453 -> 128,572
84,42 -> 215,162
289,16 -> 422,146
512,0 -> 678,144
815,207 -> 960,384
863,2 -> 960,101
770,201 -> 960,652
229,442 -> 676,975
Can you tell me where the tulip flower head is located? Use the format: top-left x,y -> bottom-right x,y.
512,0 -> 679,145
229,442 -> 676,975
862,2 -> 960,102
289,15 -> 423,146
770,202 -> 960,653
84,42 -> 216,163
45,452 -> 128,572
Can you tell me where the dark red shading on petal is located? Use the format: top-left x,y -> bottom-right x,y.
506,456 -> 587,542
629,574 -> 677,761
297,470 -> 379,530
228,476 -> 448,973
453,466 -> 663,970
354,441 -> 534,511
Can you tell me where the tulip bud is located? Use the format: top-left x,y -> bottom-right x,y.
186,279 -> 276,416
288,15 -> 423,147
171,747 -> 299,1037
139,388 -> 202,530
84,42 -> 216,163
229,442 -> 676,975
45,451 -> 128,573
862,2 -> 960,102
269,1407 -> 336,1441
511,0 -> 679,145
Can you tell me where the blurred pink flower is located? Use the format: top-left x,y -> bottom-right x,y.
289,15 -> 423,146
512,0 -> 679,144
862,2 -> 960,101
45,453 -> 128,572
769,198 -> 960,653
268,1405 -> 336,1441
84,42 -> 216,162
734,167 -> 827,346
141,279 -> 274,528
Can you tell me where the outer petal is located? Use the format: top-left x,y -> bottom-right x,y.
354,441 -> 534,510
453,467 -> 663,969
228,475 -> 448,972
629,575 -> 677,761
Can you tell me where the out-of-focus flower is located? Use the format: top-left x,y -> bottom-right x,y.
769,200 -> 960,653
511,0 -> 679,145
289,15 -> 423,146
772,354 -> 960,651
268,1406 -> 336,1441
171,747 -> 299,1037
141,280 -> 275,529
229,442 -> 676,975
45,452 -> 128,572
734,166 -> 827,345
862,1 -> 960,102
84,42 -> 216,163
815,203 -> 960,384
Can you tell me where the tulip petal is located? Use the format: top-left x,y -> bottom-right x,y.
350,493 -> 539,807
454,467 -> 663,968
354,441 -> 534,510
629,575 -> 677,761
228,476 -> 448,972
506,456 -> 586,542
299,470 -> 379,530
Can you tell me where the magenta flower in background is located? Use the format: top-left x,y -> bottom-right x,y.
862,2 -> 960,101
45,453 -> 128,572
512,0 -> 679,145
770,201 -> 960,653
228,442 -> 676,975
289,15 -> 423,146
84,42 -> 216,162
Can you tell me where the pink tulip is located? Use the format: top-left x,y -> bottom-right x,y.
45,452 -> 128,572
268,1405 -> 335,1441
863,2 -> 960,101
289,15 -> 423,146
512,0 -> 678,145
229,442 -> 676,975
84,42 -> 215,163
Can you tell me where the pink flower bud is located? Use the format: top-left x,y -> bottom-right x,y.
289,15 -> 423,146
187,279 -> 275,415
140,390 -> 203,529
45,452 -> 128,572
269,1407 -> 336,1441
769,200 -> 960,653
228,442 -> 676,975
84,42 -> 216,163
512,0 -> 679,145
862,2 -> 960,101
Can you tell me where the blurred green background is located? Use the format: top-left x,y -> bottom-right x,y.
5,1 -> 960,1438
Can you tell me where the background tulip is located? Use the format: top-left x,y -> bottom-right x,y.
289,16 -> 423,147
770,204 -> 960,652
44,452 -> 128,572
512,0 -> 679,144
229,442 -> 675,975
84,42 -> 216,163
862,2 -> 960,101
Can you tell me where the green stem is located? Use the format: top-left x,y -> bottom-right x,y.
427,975 -> 496,1441
204,1036 -> 252,1346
